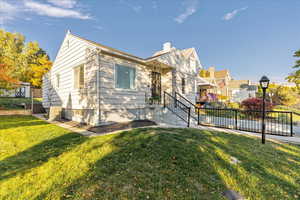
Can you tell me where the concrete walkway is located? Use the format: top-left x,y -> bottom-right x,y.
159,123 -> 300,145
33,114 -> 98,137
33,114 -> 300,144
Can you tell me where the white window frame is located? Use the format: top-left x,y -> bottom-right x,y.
73,64 -> 85,89
114,63 -> 137,91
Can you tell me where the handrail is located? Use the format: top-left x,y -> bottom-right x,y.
175,92 -> 196,108
164,91 -> 191,127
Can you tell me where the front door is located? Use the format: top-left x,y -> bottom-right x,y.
151,71 -> 162,101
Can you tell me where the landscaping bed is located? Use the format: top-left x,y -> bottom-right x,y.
1,116 -> 300,199
58,119 -> 157,134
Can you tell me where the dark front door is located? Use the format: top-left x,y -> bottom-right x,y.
151,72 -> 162,100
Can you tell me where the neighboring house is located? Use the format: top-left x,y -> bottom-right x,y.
199,67 -> 257,102
43,31 -> 204,125
228,80 -> 257,102
0,82 -> 31,98
199,66 -> 231,98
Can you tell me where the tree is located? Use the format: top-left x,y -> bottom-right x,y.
257,83 -> 299,106
272,86 -> 299,106
287,50 -> 300,89
0,29 -> 52,88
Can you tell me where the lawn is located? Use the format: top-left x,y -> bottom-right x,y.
0,97 -> 42,110
1,116 -> 300,200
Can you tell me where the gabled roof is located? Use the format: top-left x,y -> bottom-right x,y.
68,32 -> 174,70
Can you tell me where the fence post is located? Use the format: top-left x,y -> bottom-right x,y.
197,106 -> 200,125
174,92 -> 177,108
235,109 -> 238,130
187,107 -> 191,127
290,112 -> 293,137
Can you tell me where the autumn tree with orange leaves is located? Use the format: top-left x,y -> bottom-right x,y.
0,29 -> 52,89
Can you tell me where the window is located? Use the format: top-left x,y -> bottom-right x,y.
182,77 -> 185,94
74,65 -> 85,89
115,64 -> 136,89
56,74 -> 60,88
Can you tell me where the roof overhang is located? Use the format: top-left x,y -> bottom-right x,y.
197,78 -> 217,89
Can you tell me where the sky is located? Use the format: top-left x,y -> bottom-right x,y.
1,0 -> 300,83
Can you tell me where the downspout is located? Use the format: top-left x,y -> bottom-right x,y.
96,48 -> 101,125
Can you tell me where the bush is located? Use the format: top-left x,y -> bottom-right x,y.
226,102 -> 240,109
241,97 -> 273,111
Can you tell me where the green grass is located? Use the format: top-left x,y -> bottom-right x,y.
1,116 -> 300,200
0,97 -> 42,110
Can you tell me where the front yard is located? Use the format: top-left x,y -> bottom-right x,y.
1,116 -> 300,199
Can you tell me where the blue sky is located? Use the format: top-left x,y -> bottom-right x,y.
1,0 -> 300,83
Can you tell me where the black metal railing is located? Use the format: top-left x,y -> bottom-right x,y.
196,108 -> 293,136
164,91 -> 191,127
175,92 -> 198,121
163,92 -> 294,136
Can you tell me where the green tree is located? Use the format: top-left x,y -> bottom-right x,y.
0,29 -> 52,88
257,84 -> 299,106
287,50 -> 300,89
273,86 -> 299,106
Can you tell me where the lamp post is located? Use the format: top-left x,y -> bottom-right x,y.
259,76 -> 270,144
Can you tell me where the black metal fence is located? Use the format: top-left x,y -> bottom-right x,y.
172,92 -> 294,136
164,91 -> 191,127
196,108 -> 293,136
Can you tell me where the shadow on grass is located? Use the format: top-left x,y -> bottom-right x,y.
41,128 -> 300,200
0,132 -> 87,181
0,116 -> 49,130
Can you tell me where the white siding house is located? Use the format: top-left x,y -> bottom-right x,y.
43,31 -> 204,125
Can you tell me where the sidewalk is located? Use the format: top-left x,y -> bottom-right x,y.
159,123 -> 300,145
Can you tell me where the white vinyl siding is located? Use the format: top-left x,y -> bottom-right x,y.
115,64 -> 136,89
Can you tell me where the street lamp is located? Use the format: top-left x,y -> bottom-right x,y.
259,75 -> 270,144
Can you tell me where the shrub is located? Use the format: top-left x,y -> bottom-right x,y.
226,102 -> 240,109
241,97 -> 273,111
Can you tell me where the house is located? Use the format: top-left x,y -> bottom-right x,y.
228,80 -> 257,102
42,31 -> 204,125
198,67 -> 257,102
198,66 -> 231,100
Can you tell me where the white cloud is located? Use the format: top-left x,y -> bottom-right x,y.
132,5 -> 142,12
174,0 -> 199,24
94,25 -> 103,30
0,1 -> 18,25
24,1 -> 91,20
119,0 -> 142,13
47,0 -> 77,8
223,7 -> 248,21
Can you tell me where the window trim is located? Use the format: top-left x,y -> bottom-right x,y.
114,63 -> 137,91
73,64 -> 85,90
